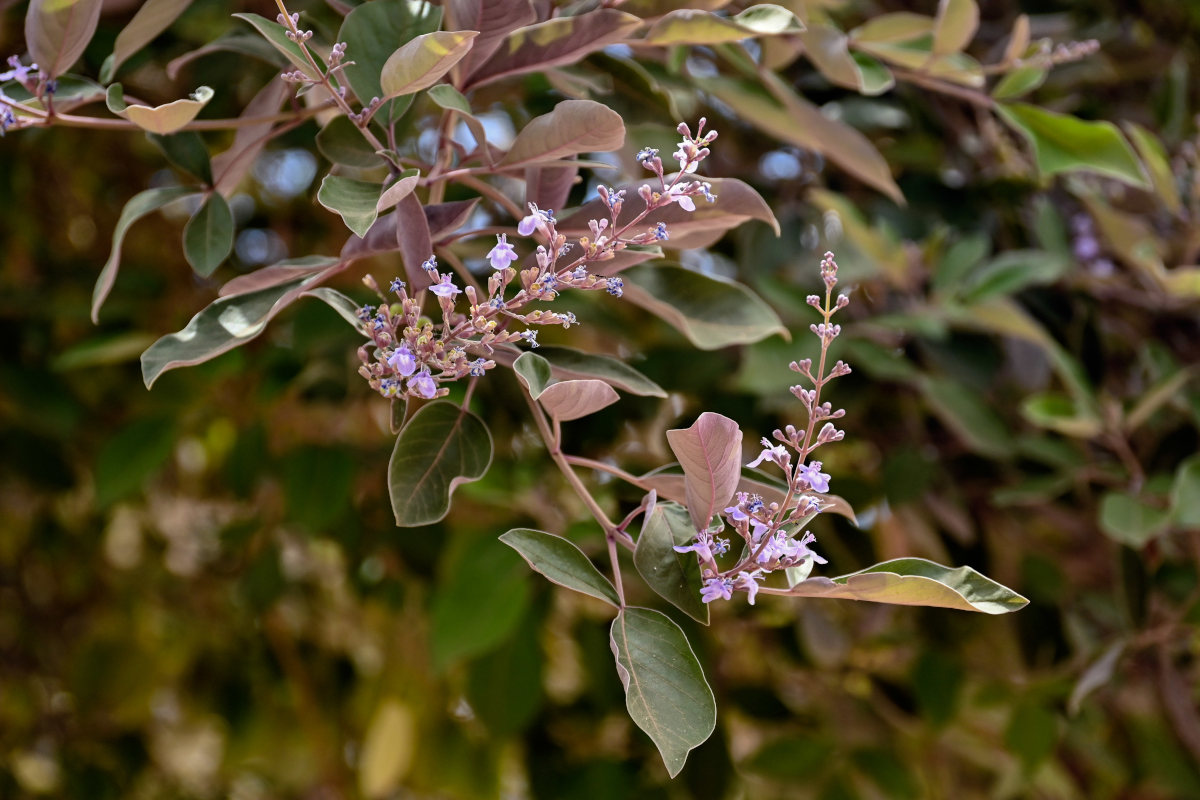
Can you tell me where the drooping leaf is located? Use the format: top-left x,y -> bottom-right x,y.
317,175 -> 383,238
337,0 -> 442,124
93,185 -> 199,323
932,0 -> 978,55
499,99 -> 625,167
302,287 -> 368,333
232,12 -> 316,76
499,528 -> 620,606
666,412 -> 743,533
183,193 -> 234,277
788,557 -> 1029,614
610,607 -> 716,777
995,103 -> 1148,188
534,346 -> 666,397
25,0 -> 103,79
512,351 -> 553,399
537,379 -> 620,421
316,116 -> 382,168
644,4 -> 801,45
211,78 -> 291,196
466,9 -> 643,89
219,256 -> 341,297
446,0 -> 537,78
147,131 -> 212,184
104,0 -> 193,81
622,263 -> 788,350
380,30 -> 478,98
388,400 -> 493,526
633,502 -> 709,624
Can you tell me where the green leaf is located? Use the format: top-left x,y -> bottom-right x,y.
25,0 -> 103,78
302,287 -> 368,333
512,351 -> 553,399
380,30 -> 478,98
917,375 -> 1014,458
315,116 -> 381,168
1099,492 -> 1170,548
388,400 -> 493,526
932,0 -> 978,55
317,175 -> 382,238
112,84 -> 215,134
1021,392 -> 1102,438
623,263 -> 787,350
499,528 -> 620,607
232,12 -> 316,77
788,557 -> 1029,614
644,4 -> 802,45
912,650 -> 964,727
183,193 -> 234,277
337,0 -> 442,124
610,607 -> 716,777
94,185 -> 199,323
52,332 -> 156,371
991,64 -> 1046,100
666,412 -> 743,533
960,249 -> 1069,302
105,0 -> 193,81
465,607 -> 544,737
849,12 -> 932,44
537,379 -> 620,421
147,131 -> 212,184
995,103 -> 1149,188
499,99 -> 625,168
165,31 -> 287,80
535,346 -> 666,397
633,502 -> 709,624
796,24 -> 864,92
1169,455 -> 1200,527
1124,121 -> 1182,214
94,416 -> 176,508
1005,700 -> 1058,773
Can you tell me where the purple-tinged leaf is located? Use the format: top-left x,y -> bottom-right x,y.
1068,642 -> 1124,716
25,0 -> 103,79
104,0 -> 194,82
107,83 -> 215,135
377,170 -> 421,213
499,528 -> 620,607
633,502 -> 709,624
388,400 -> 493,526
630,467 -> 858,524
380,30 -> 478,98
317,175 -> 382,238
526,162 -> 578,216
534,346 -> 666,397
466,9 -> 643,89
537,379 -> 619,421
93,186 -> 199,323
425,198 -> 481,240
219,256 -> 340,297
621,0 -> 732,18
788,558 -> 1029,614
447,0 -> 537,78
666,412 -> 743,533
212,79 -> 291,196
396,193 -> 435,290
499,99 -> 625,168
167,32 -> 285,80
610,607 -> 716,777
183,192 -> 234,277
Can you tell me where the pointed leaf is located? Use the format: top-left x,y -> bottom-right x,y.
526,162 -> 579,214
388,400 -> 493,526
93,185 -> 199,322
232,12 -> 316,76
790,558 -> 1028,614
535,346 -> 666,397
25,0 -> 103,79
634,502 -> 709,624
147,131 -> 212,184
394,193 -> 435,290
995,103 -> 1148,188
537,379 -> 619,421
933,0 -> 978,55
644,4 -> 801,45
798,24 -> 867,92
381,30 -> 478,98
467,9 -> 643,89
623,263 -> 787,349
114,85 -> 215,135
425,198 -> 480,239
499,528 -> 620,606
106,0 -> 193,81
302,287 -> 368,333
376,170 -> 421,213
610,607 -> 716,777
183,193 -> 234,277
499,99 -> 625,168
337,0 -> 442,124
666,412 -> 743,532
317,175 -> 382,238
219,255 -> 340,297
512,351 -> 553,399
1124,121 -> 1182,214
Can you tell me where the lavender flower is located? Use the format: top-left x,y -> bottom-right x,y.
605,277 -> 623,297
429,275 -> 461,298
701,578 -> 733,603
796,461 -> 830,493
746,438 -> 788,469
517,204 -> 554,237
408,371 -> 437,399
488,233 -> 519,270
387,346 -> 416,377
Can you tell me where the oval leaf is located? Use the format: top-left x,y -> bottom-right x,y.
183,193 -> 234,277
610,607 -> 716,778
537,379 -> 619,421
316,116 -> 383,168
644,5 -> 801,45
388,400 -> 493,527
499,99 -> 625,168
337,0 -> 442,124
499,528 -> 620,607
317,174 -> 382,238
666,411 -> 743,532
381,30 -> 478,98
25,0 -> 103,79
513,351 -> 553,399
789,557 -> 1029,614
633,502 -> 709,624
995,103 -> 1148,188
121,86 -> 215,135
106,0 -> 193,81
376,170 -> 421,213
933,0 -> 978,55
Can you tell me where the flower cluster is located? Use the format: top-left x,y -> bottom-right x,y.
0,56 -> 49,136
356,121 -> 723,402
676,252 -> 853,605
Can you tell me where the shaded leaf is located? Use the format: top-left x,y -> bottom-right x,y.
535,346 -> 666,397
219,255 -> 340,297
465,606 -> 544,737
917,375 -> 1013,458
377,169 -> 421,213
447,0 -> 537,78
610,607 -> 716,777
232,12 -> 316,76
94,416 -> 176,508
1124,121 -> 1182,214
425,198 -> 480,239
1021,392 -> 1102,438
166,31 -> 285,80
499,528 -> 620,606
991,65 -> 1046,100
212,79 -> 291,196
633,502 -> 709,624
538,379 -> 620,421
316,116 -> 382,168
623,263 -> 787,350
526,163 -> 578,215
147,131 -> 212,184
666,412 -> 743,533
500,99 -> 624,167
338,0 -> 442,124
788,557 -> 1030,614
512,351 -> 553,399
1068,642 -> 1124,715
395,192 -> 435,290
105,0 -> 193,81
302,287 -> 368,333
388,400 -> 493,526
644,5 -> 801,45
428,84 -> 491,159
183,193 -> 234,277
932,0 -> 978,55
960,249 -> 1069,302
1170,455 -> 1200,527
94,185 -> 199,323
25,0 -> 103,79
381,30 -> 478,98
797,24 -> 865,92
317,175 -> 382,238
996,103 -> 1148,188
1099,492 -> 1170,548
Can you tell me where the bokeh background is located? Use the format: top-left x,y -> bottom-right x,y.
3,0 -> 1200,797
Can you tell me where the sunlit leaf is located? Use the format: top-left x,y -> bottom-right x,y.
996,103 -> 1149,188
512,351 -> 553,399
666,412 -> 743,533
388,400 -> 493,526
610,607 -> 716,777
25,0 -> 103,78
317,175 -> 383,238
537,379 -> 620,421
499,528 -> 620,606
849,12 -> 932,44
338,0 -> 441,124
447,0 -> 537,78
633,502 -> 709,624
644,4 -> 801,45
932,0 -> 978,55
108,84 -> 215,135
381,30 -> 478,98
104,0 -> 193,81
183,193 -> 234,277
499,99 -> 625,167
358,700 -> 416,798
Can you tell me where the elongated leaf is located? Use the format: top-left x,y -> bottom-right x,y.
535,346 -> 666,397
513,351 -> 553,399
623,263 -> 787,350
380,30 -> 478,98
798,24 -> 867,92
338,0 -> 442,124
232,12 -> 315,76
212,78 -> 291,196
358,700 -> 417,797
634,502 -> 709,624
147,132 -> 212,184
317,175 -> 382,238
183,193 -> 234,277
93,185 -> 199,323
303,286 -> 369,333
1124,121 -> 1182,214
917,375 -> 1014,458
610,607 -> 716,777
644,4 -> 801,45
376,170 -> 421,213
849,12 -> 932,44
995,103 -> 1148,188
25,0 -> 103,78
394,193 -> 435,290
105,0 -> 193,81
425,198 -> 480,239
1170,455 -> 1200,528
166,31 -> 285,80
960,249 -> 1069,302
526,162 -> 578,214
467,9 -> 643,89
428,84 -> 491,158
447,0 -> 537,78
219,255 -> 340,297
788,557 -> 1029,614
537,379 -> 619,421
110,84 -> 215,135
141,271 -> 334,387
388,400 -> 493,526
499,99 -> 625,168
933,0 -> 978,55
499,528 -> 620,606
991,65 -> 1046,100
666,412 -> 743,533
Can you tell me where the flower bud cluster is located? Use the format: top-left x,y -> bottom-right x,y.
0,55 -> 49,134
